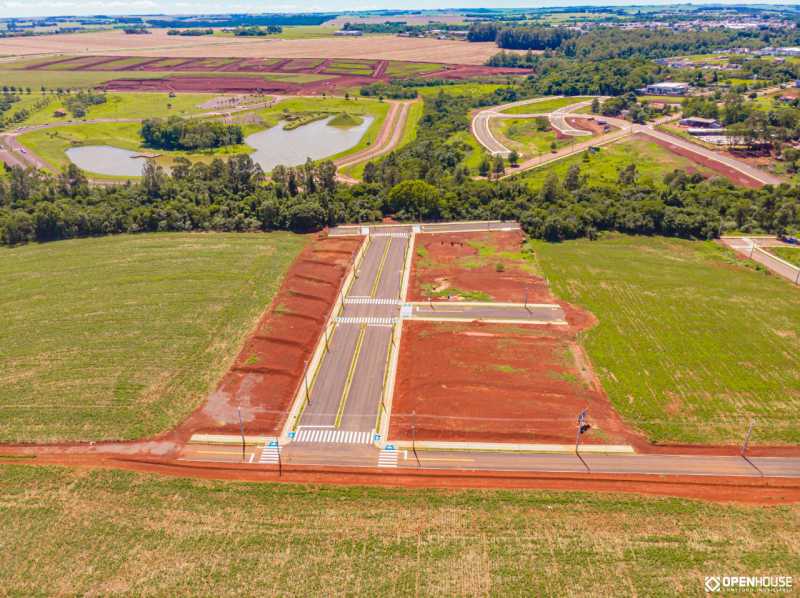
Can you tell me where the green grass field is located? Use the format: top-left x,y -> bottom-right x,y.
518,136 -> 718,189
535,235 -> 800,445
501,96 -> 592,115
1,464 -> 797,596
385,61 -> 443,78
0,233 -> 307,443
493,118 -> 568,157
770,246 -> 800,267
19,92 -> 215,126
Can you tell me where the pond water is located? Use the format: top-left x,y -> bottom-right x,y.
65,115 -> 373,176
65,146 -> 149,177
244,115 -> 373,172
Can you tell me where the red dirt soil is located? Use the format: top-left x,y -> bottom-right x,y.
408,230 -> 550,303
390,317 -> 644,446
169,233 -> 362,441
643,133 -> 763,189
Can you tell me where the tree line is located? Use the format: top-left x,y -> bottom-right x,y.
1,89 -> 798,246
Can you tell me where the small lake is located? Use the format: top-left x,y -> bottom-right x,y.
245,115 -> 373,172
65,115 -> 373,176
66,146 -> 149,177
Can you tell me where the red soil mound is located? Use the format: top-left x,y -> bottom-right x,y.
408,230 -> 551,303
172,234 -> 361,441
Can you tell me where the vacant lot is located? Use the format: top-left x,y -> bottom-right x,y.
520,135 -> 719,189
1,465 -> 797,596
501,96 -> 592,115
0,29 -> 503,64
409,230 -> 543,302
769,247 -> 800,267
535,235 -> 800,445
0,233 -> 307,443
492,118 -> 570,158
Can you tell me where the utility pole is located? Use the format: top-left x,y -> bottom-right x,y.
304,359 -> 311,406
237,407 -> 245,463
411,410 -> 420,468
575,408 -> 590,472
740,418 -> 755,457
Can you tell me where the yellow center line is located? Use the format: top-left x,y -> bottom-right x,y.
335,324 -> 367,428
370,238 -> 392,298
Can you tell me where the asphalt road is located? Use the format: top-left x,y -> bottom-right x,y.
721,236 -> 800,285
328,220 -> 521,237
298,233 -> 409,435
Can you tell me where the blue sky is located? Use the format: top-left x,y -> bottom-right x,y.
0,0 -> 788,19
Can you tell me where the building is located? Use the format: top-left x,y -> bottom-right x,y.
680,116 -> 720,128
335,30 -> 362,36
644,82 -> 689,96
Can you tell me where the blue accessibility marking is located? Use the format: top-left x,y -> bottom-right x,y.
373,433 -> 382,442
268,440 -> 279,448
288,431 -> 296,439
385,444 -> 396,451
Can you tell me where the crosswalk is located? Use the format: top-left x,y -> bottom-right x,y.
259,440 -> 281,464
294,427 -> 373,444
344,297 -> 403,305
370,232 -> 411,238
335,316 -> 397,325
377,448 -> 398,468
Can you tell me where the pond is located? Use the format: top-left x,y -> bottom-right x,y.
65,115 -> 374,176
65,146 -> 150,177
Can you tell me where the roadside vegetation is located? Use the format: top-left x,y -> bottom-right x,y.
0,232 -> 306,442
1,465 -> 797,595
535,234 -> 800,445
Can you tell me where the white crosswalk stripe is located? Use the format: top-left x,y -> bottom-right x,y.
259,441 -> 281,464
294,427 -> 373,444
335,316 -> 396,325
378,449 -> 398,468
370,232 -> 411,238
344,297 -> 403,305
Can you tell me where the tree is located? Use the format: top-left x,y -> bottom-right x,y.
508,150 -> 519,167
478,156 -> 491,177
386,179 -> 439,220
618,163 -> 638,186
492,155 -> 505,178
591,97 -> 600,113
564,164 -> 582,191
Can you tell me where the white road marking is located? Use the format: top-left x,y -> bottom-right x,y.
295,427 -> 373,444
378,448 -> 399,468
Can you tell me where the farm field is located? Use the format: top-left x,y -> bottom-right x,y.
0,233 -> 307,443
535,235 -> 800,445
1,465 -> 796,595
501,96 -> 592,115
519,135 -> 719,189
0,29 -> 507,64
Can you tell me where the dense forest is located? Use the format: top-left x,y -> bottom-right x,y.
1,90 -> 798,246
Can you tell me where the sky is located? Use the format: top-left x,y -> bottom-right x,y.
0,0 -> 790,19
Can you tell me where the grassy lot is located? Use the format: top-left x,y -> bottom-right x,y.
770,247 -> 800,267
1,465 -> 797,596
493,117 -> 568,158
415,82 -> 507,98
518,136 -> 718,189
501,96 -> 592,115
535,235 -> 800,445
0,233 -> 307,443
20,92 -> 215,126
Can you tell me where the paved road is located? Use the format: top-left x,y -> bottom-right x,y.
335,100 -> 413,175
328,220 -> 521,237
721,236 -> 800,285
635,125 -> 783,186
549,100 -> 595,136
298,233 -> 410,435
